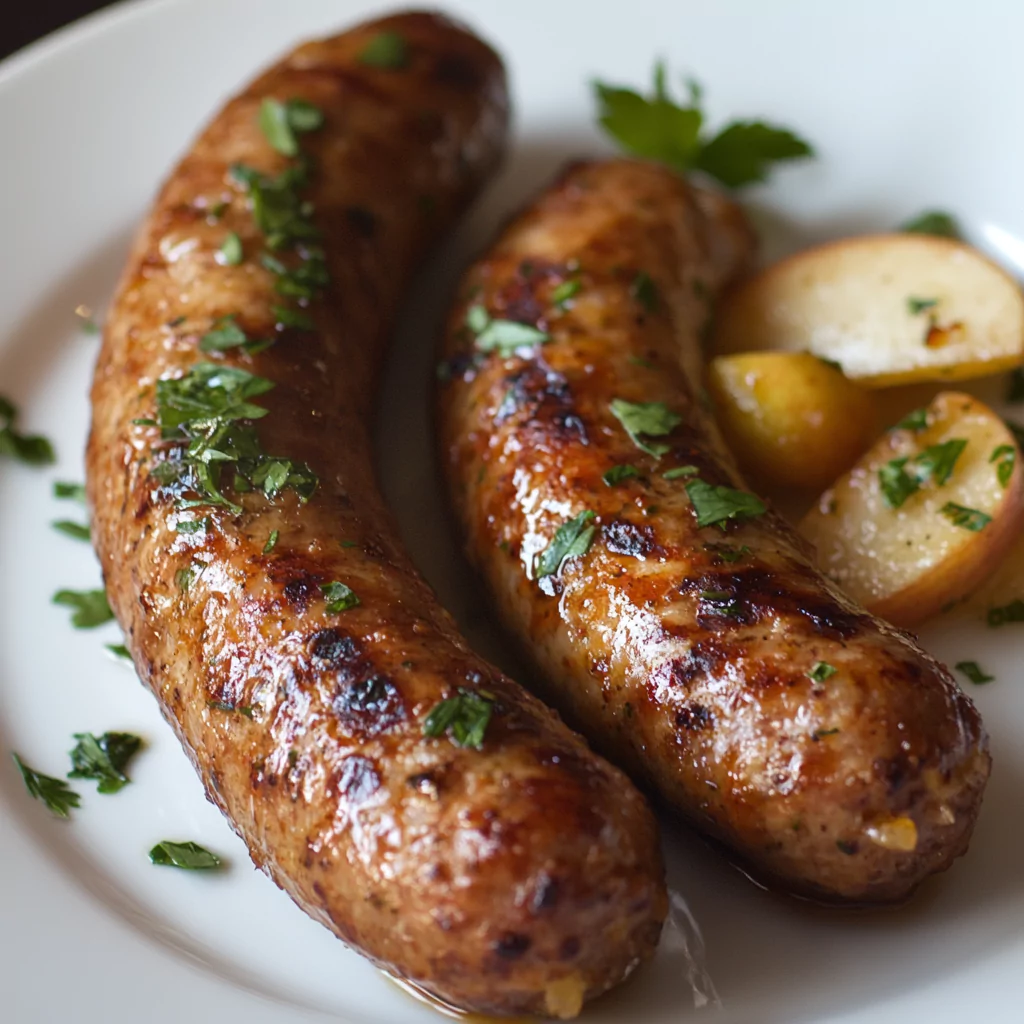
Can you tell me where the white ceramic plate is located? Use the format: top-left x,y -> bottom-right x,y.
3,0 -> 1024,1021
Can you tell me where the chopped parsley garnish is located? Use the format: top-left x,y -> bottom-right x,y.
991,444 -> 1015,488
685,478 -> 766,529
150,362 -> 317,512
551,278 -> 581,310
812,728 -> 840,740
603,464 -> 640,486
807,661 -> 837,683
54,480 -> 86,502
536,511 -> 596,578
272,304 -> 315,331
988,599 -> 1024,627
609,398 -> 681,457
465,304 -> 549,357
954,661 -> 994,685
174,566 -> 197,591
698,590 -> 742,617
149,840 -> 223,870
322,581 -> 360,612
67,732 -> 142,794
0,395 -> 55,466
218,232 -> 243,266
106,643 -> 131,662
893,408 -> 929,432
206,700 -> 254,718
900,210 -> 962,239
878,439 -> 967,508
263,529 -> 279,554
1007,368 -> 1024,404
260,250 -> 330,301
174,517 -> 208,535
52,519 -> 90,541
664,464 -> 699,479
704,542 -> 750,563
230,161 -> 321,252
358,31 -> 409,69
53,588 -> 113,628
423,688 -> 494,749
877,458 -> 919,509
913,439 -> 967,486
199,314 -> 264,353
12,754 -> 80,818
259,98 -> 324,157
593,62 -> 814,188
907,296 -> 939,315
940,502 -> 991,532
630,271 -> 658,312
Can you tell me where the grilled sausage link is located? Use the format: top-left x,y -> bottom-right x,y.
87,20 -> 666,1017
437,158 -> 991,903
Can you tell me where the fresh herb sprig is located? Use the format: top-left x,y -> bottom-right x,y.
593,62 -> 814,188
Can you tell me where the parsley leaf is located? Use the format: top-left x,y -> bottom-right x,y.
149,840 -> 223,870
199,314 -> 270,354
54,480 -> 86,502
466,304 -> 549,357
230,161 -> 321,252
954,661 -> 994,685
907,296 -> 939,315
53,588 -> 113,629
807,661 -> 837,683
67,732 -> 142,794
610,398 -> 681,457
704,542 -> 750,563
218,232 -> 243,266
900,210 -> 962,239
664,464 -> 699,479
631,271 -> 658,312
988,599 -> 1024,627
359,31 -> 409,69
878,439 -> 967,508
52,520 -> 90,541
12,754 -> 81,818
685,478 -> 766,529
322,581 -> 360,612
259,98 -> 325,157
151,363 -> 317,511
603,464 -> 640,486
991,444 -> 1015,488
913,439 -> 967,486
106,643 -> 131,662
423,688 -> 495,749
694,120 -> 814,188
536,511 -> 597,578
940,502 -> 991,532
893,408 -> 929,432
263,529 -> 279,554
551,279 -> 581,310
0,395 -> 55,466
594,62 -> 813,188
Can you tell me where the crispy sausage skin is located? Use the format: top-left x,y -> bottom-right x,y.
437,159 -> 991,904
87,18 -> 666,1017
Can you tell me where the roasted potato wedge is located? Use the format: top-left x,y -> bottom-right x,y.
799,392 -> 1024,626
707,351 -> 878,490
713,234 -> 1024,387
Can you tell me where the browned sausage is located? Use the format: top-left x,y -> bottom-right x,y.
437,158 -> 991,904
87,18 -> 666,1017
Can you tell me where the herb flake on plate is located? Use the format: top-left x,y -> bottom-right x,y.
68,732 -> 142,794
0,395 -> 55,466
53,588 -> 113,629
12,753 -> 80,818
149,840 -> 223,870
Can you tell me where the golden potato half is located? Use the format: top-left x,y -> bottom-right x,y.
799,392 -> 1024,627
713,234 -> 1024,387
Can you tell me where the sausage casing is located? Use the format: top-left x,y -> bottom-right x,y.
87,19 -> 666,1017
437,158 -> 991,903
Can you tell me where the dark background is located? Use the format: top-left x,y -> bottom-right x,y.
5,2 -> 116,60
